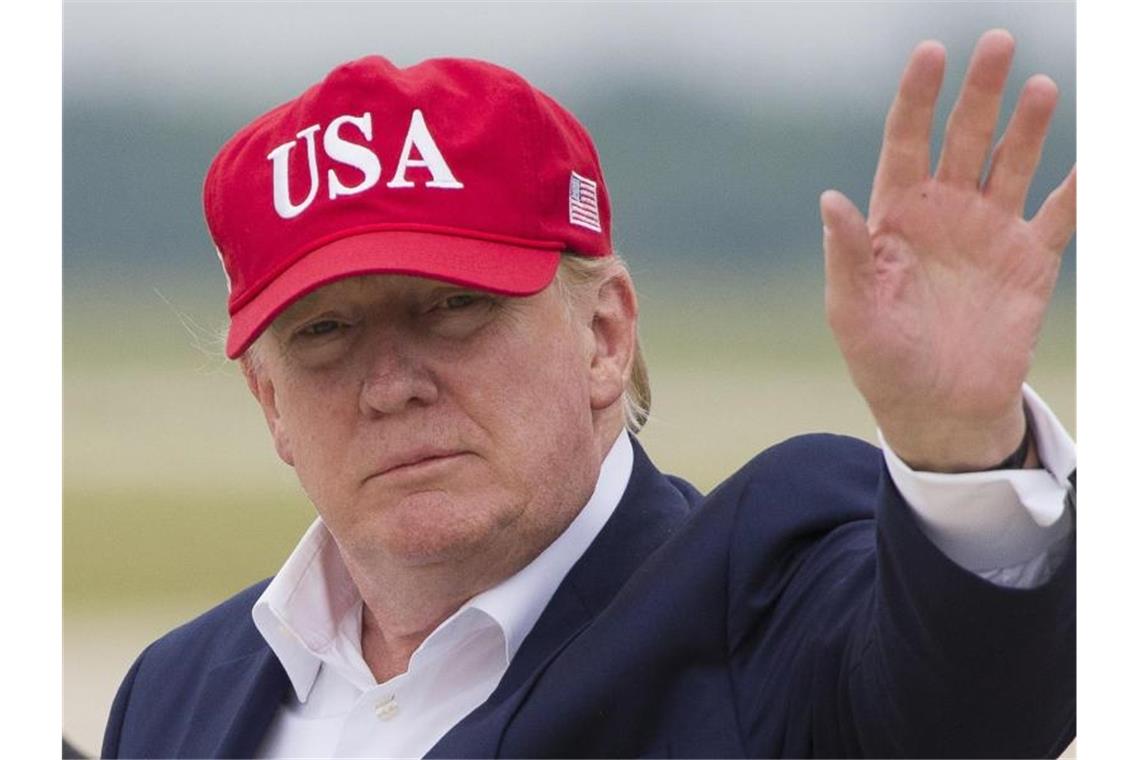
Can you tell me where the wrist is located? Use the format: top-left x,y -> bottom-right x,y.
880,401 -> 1031,473
981,404 -> 1036,470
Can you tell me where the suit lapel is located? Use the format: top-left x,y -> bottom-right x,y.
427,437 -> 697,757
177,647 -> 291,758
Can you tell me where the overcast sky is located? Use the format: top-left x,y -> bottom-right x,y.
65,1 -> 1075,114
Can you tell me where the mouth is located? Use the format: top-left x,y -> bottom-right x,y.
372,451 -> 470,480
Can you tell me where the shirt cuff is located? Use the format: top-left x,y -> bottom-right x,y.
878,384 -> 1076,574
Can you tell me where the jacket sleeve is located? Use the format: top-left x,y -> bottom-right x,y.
724,434 -> 1075,758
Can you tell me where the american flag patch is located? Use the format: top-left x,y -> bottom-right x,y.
568,171 -> 602,232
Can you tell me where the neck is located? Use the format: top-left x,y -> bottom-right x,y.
359,602 -> 452,683
346,541 -> 536,682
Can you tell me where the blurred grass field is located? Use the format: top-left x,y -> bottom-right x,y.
62,271 -> 1075,755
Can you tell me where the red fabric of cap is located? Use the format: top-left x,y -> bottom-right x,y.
204,56 -> 613,358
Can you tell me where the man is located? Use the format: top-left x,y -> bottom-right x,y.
102,28 -> 1076,758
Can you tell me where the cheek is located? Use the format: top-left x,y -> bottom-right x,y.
463,338 -> 595,487
276,376 -> 362,503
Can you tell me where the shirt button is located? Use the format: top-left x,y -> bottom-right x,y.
374,695 -> 399,721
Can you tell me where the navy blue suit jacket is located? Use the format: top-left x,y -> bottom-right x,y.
102,435 -> 1075,758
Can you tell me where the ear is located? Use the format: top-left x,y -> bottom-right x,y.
587,269 -> 639,413
240,354 -> 295,467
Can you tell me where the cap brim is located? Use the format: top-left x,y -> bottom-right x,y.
226,230 -> 561,358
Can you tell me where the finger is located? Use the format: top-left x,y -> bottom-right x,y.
821,190 -> 874,323
934,29 -> 1016,187
984,75 -> 1060,215
1029,166 -> 1076,253
872,40 -> 946,198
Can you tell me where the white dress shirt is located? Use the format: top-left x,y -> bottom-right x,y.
254,386 -> 1075,758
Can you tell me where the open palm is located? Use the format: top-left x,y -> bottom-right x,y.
821,30 -> 1076,471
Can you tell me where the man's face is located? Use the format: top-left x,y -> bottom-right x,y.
247,274 -> 608,574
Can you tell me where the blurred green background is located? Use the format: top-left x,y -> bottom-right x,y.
63,2 -> 1074,754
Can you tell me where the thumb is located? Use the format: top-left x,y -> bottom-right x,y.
820,190 -> 874,315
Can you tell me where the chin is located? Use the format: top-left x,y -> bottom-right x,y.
368,489 -> 514,567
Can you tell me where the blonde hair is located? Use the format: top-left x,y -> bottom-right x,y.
241,252 -> 652,432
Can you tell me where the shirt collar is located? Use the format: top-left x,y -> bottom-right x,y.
251,519 -> 358,701
253,429 -> 634,702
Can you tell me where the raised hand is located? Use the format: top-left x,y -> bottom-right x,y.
820,29 -> 1076,472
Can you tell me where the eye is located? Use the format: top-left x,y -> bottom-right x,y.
295,318 -> 349,339
429,291 -> 499,315
441,293 -> 479,310
424,291 -> 501,338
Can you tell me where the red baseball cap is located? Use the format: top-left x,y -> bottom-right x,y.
204,56 -> 613,358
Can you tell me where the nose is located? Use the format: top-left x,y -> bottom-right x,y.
358,338 -> 440,416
